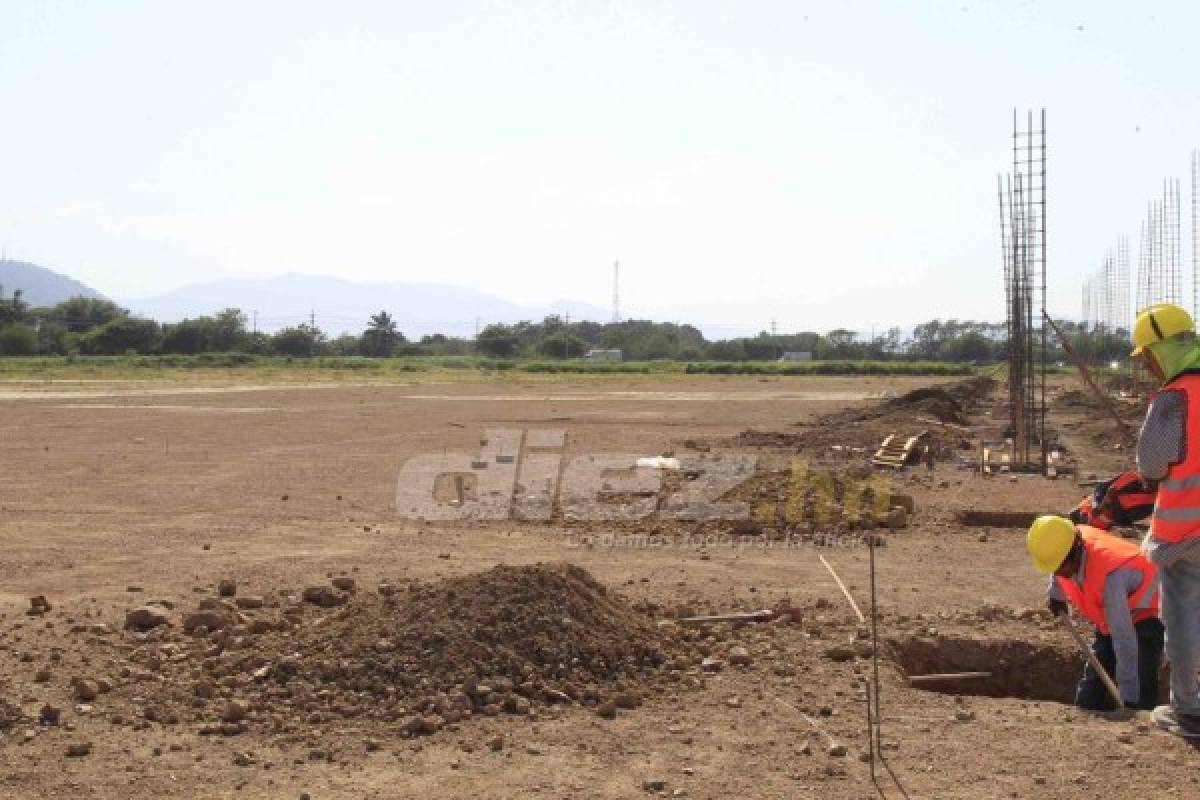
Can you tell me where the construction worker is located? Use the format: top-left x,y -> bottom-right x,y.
1067,469 -> 1155,531
1131,302 -> 1200,735
1027,516 -> 1163,710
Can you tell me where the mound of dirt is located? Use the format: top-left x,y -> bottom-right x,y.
886,387 -> 965,424
732,377 -> 992,456
276,563 -> 675,697
885,376 -> 995,423
722,465 -> 912,535
114,564 -> 693,737
1106,372 -> 1151,393
733,430 -> 806,448
1054,388 -> 1093,409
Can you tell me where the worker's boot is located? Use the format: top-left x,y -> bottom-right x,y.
1152,705 -> 1200,736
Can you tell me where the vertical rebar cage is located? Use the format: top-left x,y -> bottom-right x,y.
1136,176 -> 1185,313
1193,151 -> 1199,321
997,109 -> 1047,470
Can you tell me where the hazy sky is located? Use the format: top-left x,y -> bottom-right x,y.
2,1 -> 1199,333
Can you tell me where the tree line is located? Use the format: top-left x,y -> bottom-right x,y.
0,288 -> 1132,363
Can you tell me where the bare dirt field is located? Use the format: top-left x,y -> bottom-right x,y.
2,370 -> 1197,799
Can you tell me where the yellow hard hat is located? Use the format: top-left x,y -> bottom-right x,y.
1026,515 -> 1077,574
1131,303 -> 1195,356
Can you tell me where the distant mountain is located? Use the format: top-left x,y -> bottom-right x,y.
0,260 -> 107,307
125,273 -> 614,338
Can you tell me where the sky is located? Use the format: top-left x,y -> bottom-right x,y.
2,0 -> 1199,335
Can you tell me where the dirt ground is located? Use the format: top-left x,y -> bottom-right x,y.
2,370 -> 1198,799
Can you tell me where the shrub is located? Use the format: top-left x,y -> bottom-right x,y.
77,317 -> 161,355
0,324 -> 37,355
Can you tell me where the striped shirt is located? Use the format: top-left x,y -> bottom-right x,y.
1138,389 -> 1200,566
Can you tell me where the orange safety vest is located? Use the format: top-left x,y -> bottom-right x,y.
1150,371 -> 1200,543
1054,526 -> 1159,634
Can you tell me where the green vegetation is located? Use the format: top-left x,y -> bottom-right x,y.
0,286 -> 1129,368
0,354 -> 975,378
684,360 -> 975,376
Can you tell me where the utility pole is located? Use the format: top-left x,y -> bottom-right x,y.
309,309 -> 316,330
612,260 -> 620,324
252,310 -> 258,335
564,312 -> 571,359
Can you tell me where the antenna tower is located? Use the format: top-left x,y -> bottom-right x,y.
611,260 -> 620,323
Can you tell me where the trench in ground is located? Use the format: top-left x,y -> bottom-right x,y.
955,510 -> 1040,528
889,635 -> 1083,703
889,634 -> 1170,704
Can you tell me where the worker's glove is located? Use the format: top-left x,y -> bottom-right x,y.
1046,598 -> 1069,618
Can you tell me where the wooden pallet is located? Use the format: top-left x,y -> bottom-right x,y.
871,432 -> 927,469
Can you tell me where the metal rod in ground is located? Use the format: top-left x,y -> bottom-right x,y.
676,610 -> 774,625
869,537 -> 882,754
818,554 -> 866,624
1059,614 -> 1124,709
865,681 -> 876,782
907,672 -> 993,684
1038,108 -> 1047,472
1043,312 -> 1132,440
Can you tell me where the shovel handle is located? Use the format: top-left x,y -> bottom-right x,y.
1059,614 -> 1125,710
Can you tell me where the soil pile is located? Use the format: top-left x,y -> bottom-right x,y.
1054,388 -> 1093,409
1106,372 -> 1152,393
721,463 -> 911,537
116,564 -> 691,737
276,563 -> 676,699
885,387 -> 966,424
884,375 -> 995,423
734,376 -> 993,456
732,430 -> 806,448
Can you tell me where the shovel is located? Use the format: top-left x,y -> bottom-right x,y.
1059,614 -> 1124,711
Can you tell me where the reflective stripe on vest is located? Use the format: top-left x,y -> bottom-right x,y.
1151,372 -> 1200,543
1053,526 -> 1160,635
1103,469 -> 1156,524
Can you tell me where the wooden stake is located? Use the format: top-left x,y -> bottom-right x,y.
818,554 -> 866,624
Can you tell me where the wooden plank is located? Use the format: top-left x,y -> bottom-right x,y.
817,554 -> 866,624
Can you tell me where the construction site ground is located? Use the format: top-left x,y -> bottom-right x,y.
1,369 -> 1196,799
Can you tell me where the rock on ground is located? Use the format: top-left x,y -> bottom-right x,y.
124,605 -> 172,632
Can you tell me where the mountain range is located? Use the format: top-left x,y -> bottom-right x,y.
124,273 -> 614,337
1,261 -> 771,339
0,261 -> 617,338
0,259 -> 107,306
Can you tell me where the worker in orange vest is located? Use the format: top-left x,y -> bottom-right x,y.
1131,303 -> 1200,735
1067,469 -> 1155,531
1027,516 -> 1163,710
